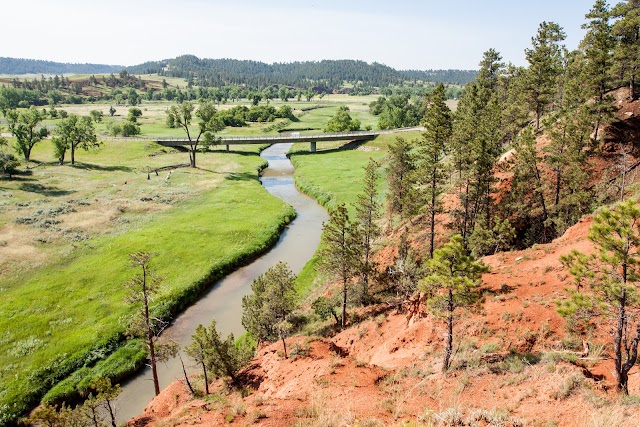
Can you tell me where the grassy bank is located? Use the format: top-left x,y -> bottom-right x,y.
288,132 -> 421,297
0,140 -> 294,425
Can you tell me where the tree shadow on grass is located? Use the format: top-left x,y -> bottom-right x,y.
288,139 -> 371,157
71,162 -> 133,172
225,172 -> 259,182
18,182 -> 75,197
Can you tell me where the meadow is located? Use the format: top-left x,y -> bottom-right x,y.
0,91 -> 384,423
0,138 -> 294,422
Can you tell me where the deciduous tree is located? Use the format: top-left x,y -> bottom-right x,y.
165,101 -> 224,167
52,114 -> 99,165
5,107 -> 48,161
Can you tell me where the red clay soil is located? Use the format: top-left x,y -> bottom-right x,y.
127,96 -> 640,426
127,215 -> 640,427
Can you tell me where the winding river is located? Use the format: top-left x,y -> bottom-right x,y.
114,143 -> 328,423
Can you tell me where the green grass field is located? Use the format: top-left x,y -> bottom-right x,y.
0,139 -> 294,424
288,131 -> 422,297
0,94 -> 385,424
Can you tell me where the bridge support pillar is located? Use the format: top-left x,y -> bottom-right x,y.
226,144 -> 230,152
310,141 -> 316,153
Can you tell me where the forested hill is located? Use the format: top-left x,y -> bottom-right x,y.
0,57 -> 123,75
125,55 -> 478,88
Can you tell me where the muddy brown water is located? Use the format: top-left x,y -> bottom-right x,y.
114,143 -> 328,423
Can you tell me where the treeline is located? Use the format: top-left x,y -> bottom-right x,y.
399,69 -> 478,85
126,55 -> 477,90
387,0 -> 640,258
0,57 -> 122,75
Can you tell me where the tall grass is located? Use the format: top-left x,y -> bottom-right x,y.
0,142 -> 294,425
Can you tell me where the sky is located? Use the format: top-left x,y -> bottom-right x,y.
2,0 -> 599,70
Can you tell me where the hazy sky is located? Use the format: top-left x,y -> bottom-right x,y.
3,0 -> 598,70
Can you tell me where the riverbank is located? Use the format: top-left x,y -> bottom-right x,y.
0,142 -> 294,425
112,143 -> 328,423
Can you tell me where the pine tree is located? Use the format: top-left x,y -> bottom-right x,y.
612,0 -> 640,99
558,199 -> 640,393
543,107 -> 595,235
385,137 -> 416,222
415,83 -> 452,258
581,0 -> 616,138
319,204 -> 359,327
124,252 -> 165,396
241,262 -> 297,356
524,21 -> 567,130
450,50 -> 505,243
354,159 -> 381,303
420,235 -> 488,373
186,324 -> 212,394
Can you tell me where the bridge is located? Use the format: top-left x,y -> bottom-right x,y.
153,128 -> 422,152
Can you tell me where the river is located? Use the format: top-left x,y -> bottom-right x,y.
114,143 -> 328,423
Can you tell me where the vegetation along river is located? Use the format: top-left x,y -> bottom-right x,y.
114,143 -> 328,423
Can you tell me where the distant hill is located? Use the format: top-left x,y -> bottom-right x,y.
0,57 -> 123,75
0,55 -> 478,89
125,55 -> 478,88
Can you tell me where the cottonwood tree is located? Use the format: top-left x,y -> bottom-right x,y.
385,136 -> 416,222
319,203 -> 359,327
5,107 -> 48,161
324,106 -> 361,132
241,262 -> 297,357
165,101 -> 224,167
416,83 -> 452,258
420,235 -> 488,373
354,158 -> 381,303
559,199 -> 640,394
52,114 -> 99,165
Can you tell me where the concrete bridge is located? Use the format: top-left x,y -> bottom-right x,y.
154,128 -> 422,152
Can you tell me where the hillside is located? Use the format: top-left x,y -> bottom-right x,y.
124,55 -> 478,89
0,57 -> 123,75
126,94 -> 640,427
128,216 -> 636,427
0,55 -> 477,88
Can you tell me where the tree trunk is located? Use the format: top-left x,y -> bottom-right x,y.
331,309 -> 340,325
614,293 -> 627,393
71,142 -> 75,165
178,355 -> 195,395
342,278 -> 347,327
90,407 -> 99,427
201,361 -> 209,395
429,169 -> 437,259
143,268 -> 161,396
443,289 -> 454,374
105,398 -> 117,427
281,336 -> 288,359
